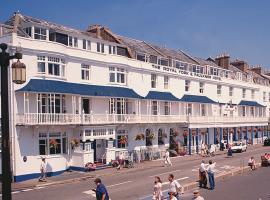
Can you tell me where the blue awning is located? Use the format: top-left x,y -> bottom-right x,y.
144,91 -> 179,101
238,100 -> 265,107
16,79 -> 143,99
179,94 -> 217,104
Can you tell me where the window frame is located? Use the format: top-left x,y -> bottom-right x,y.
39,132 -> 67,155
199,82 -> 204,94
81,64 -> 90,80
164,76 -> 169,89
34,27 -> 46,40
151,74 -> 157,88
185,80 -> 190,92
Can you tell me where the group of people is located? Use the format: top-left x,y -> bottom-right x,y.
200,142 -> 216,157
198,160 -> 216,190
153,174 -> 182,200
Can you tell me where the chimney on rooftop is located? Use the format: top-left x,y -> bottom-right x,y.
87,24 -> 102,39
251,66 -> 262,75
215,54 -> 230,69
230,59 -> 249,72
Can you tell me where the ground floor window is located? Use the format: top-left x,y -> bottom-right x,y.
39,132 -> 67,155
117,130 -> 128,148
158,129 -> 164,145
145,129 -> 153,146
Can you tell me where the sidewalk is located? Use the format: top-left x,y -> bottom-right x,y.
4,144 -> 265,193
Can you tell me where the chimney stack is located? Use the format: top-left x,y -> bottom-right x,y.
215,53 -> 230,69
251,66 -> 262,75
87,24 -> 102,39
231,59 -> 249,72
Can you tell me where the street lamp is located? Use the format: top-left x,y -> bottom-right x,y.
0,43 -> 26,200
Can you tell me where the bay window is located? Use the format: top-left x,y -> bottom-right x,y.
109,67 -> 126,84
37,56 -> 65,77
39,132 -> 67,155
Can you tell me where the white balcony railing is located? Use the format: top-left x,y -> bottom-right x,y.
16,113 -> 269,126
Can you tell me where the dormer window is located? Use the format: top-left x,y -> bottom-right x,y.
68,36 -> 73,47
158,58 -> 168,66
149,55 -> 158,64
23,27 -> 32,37
136,53 -> 146,62
34,27 -> 46,40
109,45 -> 116,55
97,42 -> 105,53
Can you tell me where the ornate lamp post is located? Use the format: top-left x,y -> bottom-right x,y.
0,43 -> 26,200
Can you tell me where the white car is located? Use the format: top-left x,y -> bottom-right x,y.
231,141 -> 247,153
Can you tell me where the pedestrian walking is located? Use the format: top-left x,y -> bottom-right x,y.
192,190 -> 205,200
220,140 -> 225,151
199,160 -> 207,188
152,176 -> 163,200
168,174 -> 182,200
39,157 -> 47,182
206,160 -> 216,190
200,142 -> 206,157
164,149 -> 172,167
248,156 -> 256,170
92,178 -> 109,200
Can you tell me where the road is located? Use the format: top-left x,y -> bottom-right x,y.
11,145 -> 270,200
181,166 -> 270,200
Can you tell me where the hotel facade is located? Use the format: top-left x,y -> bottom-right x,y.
0,13 -> 269,182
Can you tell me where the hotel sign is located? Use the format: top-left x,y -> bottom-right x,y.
152,65 -> 222,81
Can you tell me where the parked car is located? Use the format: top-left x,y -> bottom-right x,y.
231,141 -> 247,153
264,138 -> 270,146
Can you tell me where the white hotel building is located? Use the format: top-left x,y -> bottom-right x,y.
0,12 -> 269,182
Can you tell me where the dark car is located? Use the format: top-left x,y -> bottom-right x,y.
264,138 -> 270,146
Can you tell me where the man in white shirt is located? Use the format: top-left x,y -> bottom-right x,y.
164,149 -> 172,167
192,190 -> 205,200
168,174 -> 182,200
39,158 -> 46,182
206,160 -> 216,190
199,160 -> 208,188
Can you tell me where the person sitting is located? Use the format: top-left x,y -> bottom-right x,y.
248,156 -> 256,170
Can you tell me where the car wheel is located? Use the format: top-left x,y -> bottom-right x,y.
240,149 -> 242,153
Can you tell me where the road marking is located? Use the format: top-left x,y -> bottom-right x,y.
162,177 -> 189,185
83,189 -> 96,197
107,180 -> 132,188
35,186 -> 45,190
149,169 -> 182,178
12,191 -> 20,194
21,188 -> 34,192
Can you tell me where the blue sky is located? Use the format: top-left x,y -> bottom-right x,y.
1,0 -> 270,67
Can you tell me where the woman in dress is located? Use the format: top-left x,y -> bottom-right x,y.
153,176 -> 163,200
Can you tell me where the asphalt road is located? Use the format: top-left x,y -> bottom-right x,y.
181,167 -> 270,200
11,145 -> 270,200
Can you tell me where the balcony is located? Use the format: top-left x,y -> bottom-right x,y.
16,113 -> 188,125
16,113 -> 269,126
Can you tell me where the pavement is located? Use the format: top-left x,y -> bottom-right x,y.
181,166 -> 270,200
2,144 -> 270,200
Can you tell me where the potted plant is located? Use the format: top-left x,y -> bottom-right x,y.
149,133 -> 155,140
49,139 -> 58,148
70,138 -> 80,149
119,136 -> 127,144
135,134 -> 145,141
